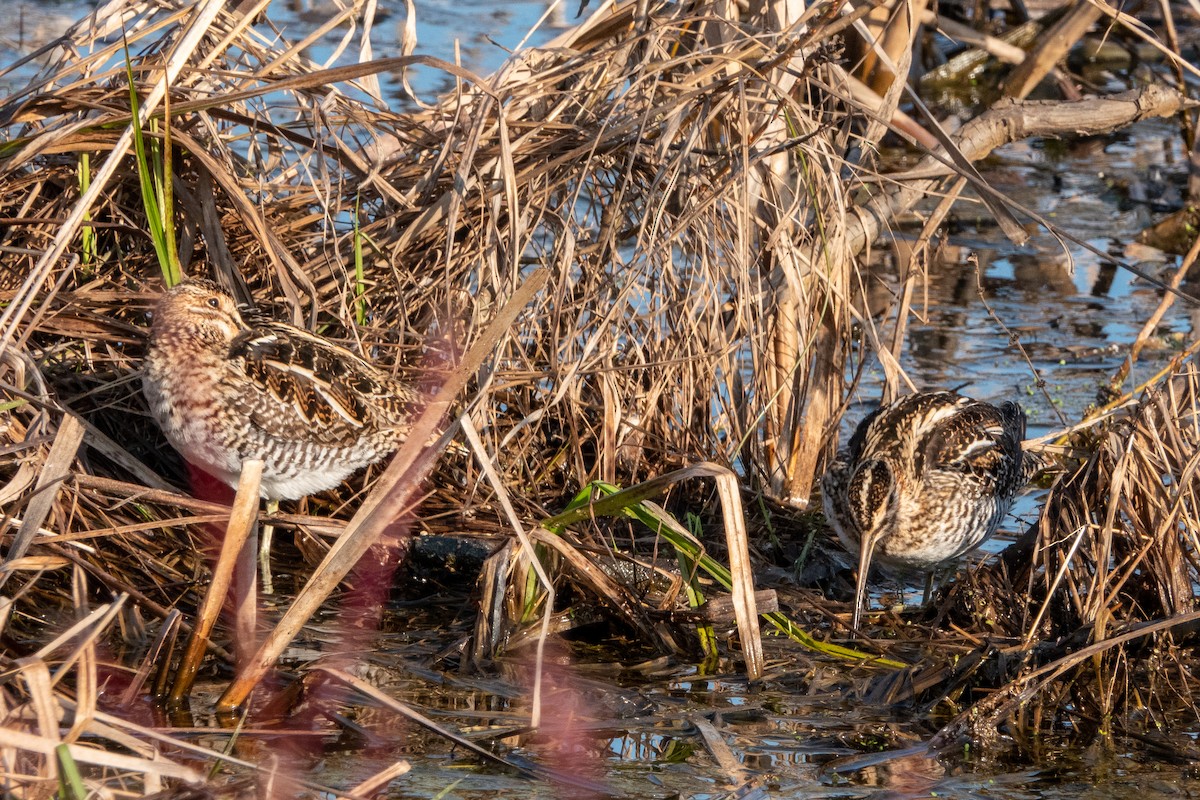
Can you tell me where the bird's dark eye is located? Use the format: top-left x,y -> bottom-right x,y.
207,297 -> 220,309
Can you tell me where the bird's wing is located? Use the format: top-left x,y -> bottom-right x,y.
226,322 -> 408,444
920,400 -> 1024,477
852,391 -> 962,460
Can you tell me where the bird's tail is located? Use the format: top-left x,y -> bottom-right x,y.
1019,445 -> 1064,485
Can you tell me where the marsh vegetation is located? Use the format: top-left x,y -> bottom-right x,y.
1,0 -> 1199,796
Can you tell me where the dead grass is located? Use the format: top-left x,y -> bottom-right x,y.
0,0 -> 870,791
0,0 -> 1199,794
915,362 -> 1200,755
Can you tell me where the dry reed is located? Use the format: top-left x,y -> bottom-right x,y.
0,0 -> 1198,794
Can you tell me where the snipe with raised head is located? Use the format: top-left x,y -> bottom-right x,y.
821,391 -> 1035,631
143,278 -> 416,502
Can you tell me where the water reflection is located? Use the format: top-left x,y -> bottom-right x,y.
852,125 -> 1188,437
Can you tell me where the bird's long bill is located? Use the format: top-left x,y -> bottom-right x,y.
853,532 -> 880,633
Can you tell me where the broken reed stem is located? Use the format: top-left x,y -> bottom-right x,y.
1114,228 -> 1200,392
460,414 -> 555,729
168,458 -> 262,705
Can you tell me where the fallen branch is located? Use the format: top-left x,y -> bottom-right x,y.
849,85 -> 1196,258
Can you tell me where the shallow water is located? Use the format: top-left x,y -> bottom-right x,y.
187,619 -> 1200,799
3,1 -> 1196,797
0,0 -> 564,98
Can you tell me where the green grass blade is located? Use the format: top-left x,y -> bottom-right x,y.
77,153 -> 95,269
676,542 -> 718,659
123,40 -> 179,287
354,195 -> 366,325
546,480 -> 904,667
432,779 -> 463,799
55,744 -> 87,800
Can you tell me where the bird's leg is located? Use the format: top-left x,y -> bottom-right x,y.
260,499 -> 278,595
922,571 -> 935,605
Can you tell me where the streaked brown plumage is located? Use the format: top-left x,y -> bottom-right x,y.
143,278 -> 416,501
822,391 -> 1036,631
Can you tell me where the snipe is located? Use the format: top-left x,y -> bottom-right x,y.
821,391 -> 1036,631
145,277 -> 419,701
144,277 -> 416,505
